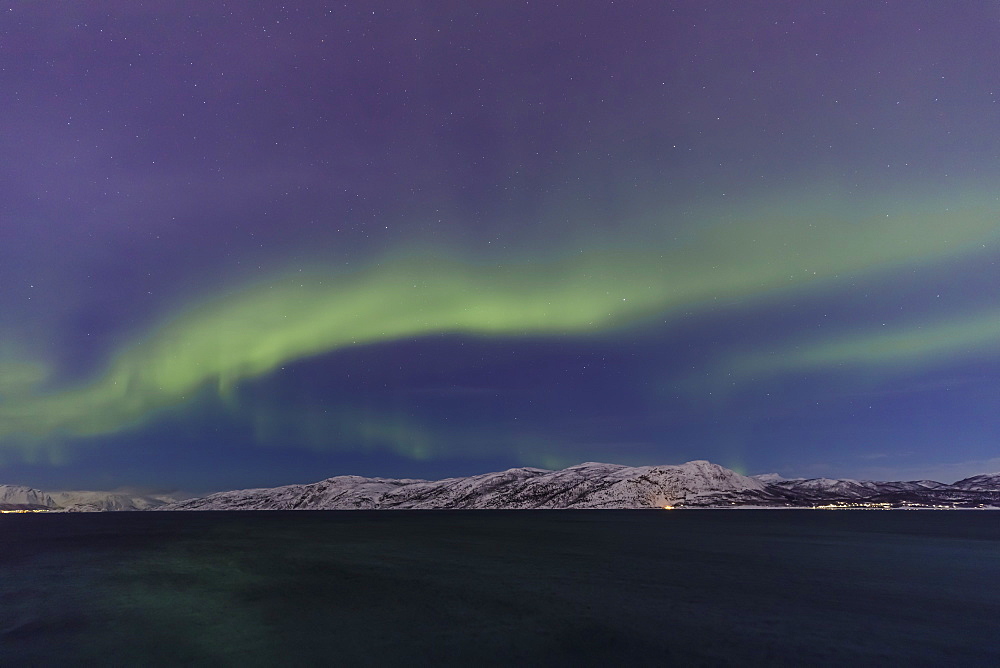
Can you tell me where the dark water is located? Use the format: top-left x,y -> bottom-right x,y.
1,510 -> 998,666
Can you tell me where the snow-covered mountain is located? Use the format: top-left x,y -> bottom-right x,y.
161,460 -> 766,511
0,485 -> 56,509
951,472 -> 1000,492
766,477 -> 949,501
690,473 -> 999,508
48,490 -> 179,512
751,473 -> 787,484
9,463 -> 1000,512
0,485 -> 178,511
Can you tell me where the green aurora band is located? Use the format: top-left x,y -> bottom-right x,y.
2,191 -> 999,454
724,308 -> 1000,382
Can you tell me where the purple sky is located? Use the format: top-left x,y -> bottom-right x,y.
2,1 -> 999,492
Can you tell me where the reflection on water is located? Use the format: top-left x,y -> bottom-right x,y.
2,510 -> 999,666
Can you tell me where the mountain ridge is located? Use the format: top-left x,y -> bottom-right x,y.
6,462 -> 1000,512
0,485 -> 179,512
160,460 -> 1000,511
161,460 -> 764,511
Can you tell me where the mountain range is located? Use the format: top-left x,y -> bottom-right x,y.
4,462 -> 998,512
0,486 -> 179,512
161,461 -> 1000,511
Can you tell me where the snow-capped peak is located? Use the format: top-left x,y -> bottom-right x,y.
161,460 -> 765,511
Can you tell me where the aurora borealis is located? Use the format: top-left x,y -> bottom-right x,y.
2,2 -> 999,492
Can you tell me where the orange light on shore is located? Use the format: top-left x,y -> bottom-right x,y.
661,505 -> 674,510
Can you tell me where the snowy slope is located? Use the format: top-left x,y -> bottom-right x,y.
951,473 -> 1000,491
48,490 -> 177,512
161,460 -> 765,511
0,485 -> 57,509
11,462 -> 998,512
768,477 -> 949,501
0,485 -> 177,511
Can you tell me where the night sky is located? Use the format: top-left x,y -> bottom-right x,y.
2,1 -> 999,493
